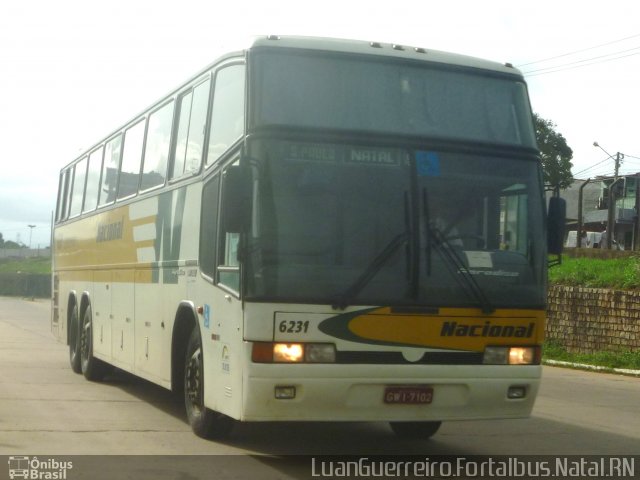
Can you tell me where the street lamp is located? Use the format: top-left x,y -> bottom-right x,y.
593,141 -> 623,179
27,225 -> 35,249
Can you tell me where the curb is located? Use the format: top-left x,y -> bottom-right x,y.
543,359 -> 640,377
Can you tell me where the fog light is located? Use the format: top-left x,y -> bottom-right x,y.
275,386 -> 296,399
507,385 -> 527,399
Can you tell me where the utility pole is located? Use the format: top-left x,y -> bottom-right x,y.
614,152 -> 624,179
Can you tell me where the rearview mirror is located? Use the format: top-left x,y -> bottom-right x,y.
547,196 -> 566,257
221,165 -> 252,234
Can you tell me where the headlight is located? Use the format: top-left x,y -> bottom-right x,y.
483,346 -> 540,365
252,342 -> 336,363
273,343 -> 304,362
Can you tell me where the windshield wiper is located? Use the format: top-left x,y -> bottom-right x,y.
332,232 -> 409,310
422,188 -> 494,314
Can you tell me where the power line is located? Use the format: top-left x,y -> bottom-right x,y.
517,32 -> 640,67
523,50 -> 640,77
522,46 -> 640,75
573,156 -> 615,177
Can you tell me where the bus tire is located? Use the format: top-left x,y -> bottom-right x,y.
80,304 -> 110,381
69,304 -> 82,374
389,421 -> 442,439
184,326 -> 234,439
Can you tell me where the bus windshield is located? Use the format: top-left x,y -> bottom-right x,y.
245,140 -> 546,309
252,50 -> 536,148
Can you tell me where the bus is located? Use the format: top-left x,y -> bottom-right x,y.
52,35 -> 564,440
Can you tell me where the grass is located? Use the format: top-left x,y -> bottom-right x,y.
544,340 -> 640,371
0,256 -> 51,274
549,255 -> 640,290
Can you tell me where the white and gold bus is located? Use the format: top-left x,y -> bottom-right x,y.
52,36 -> 564,439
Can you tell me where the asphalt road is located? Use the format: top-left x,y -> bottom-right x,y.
1,296 -> 639,479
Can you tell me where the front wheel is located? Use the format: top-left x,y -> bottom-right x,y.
184,327 -> 234,439
389,421 -> 442,439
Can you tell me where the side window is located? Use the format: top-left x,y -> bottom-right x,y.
172,78 -> 211,179
219,232 -> 240,291
141,101 -> 174,191
55,172 -> 65,222
206,65 -> 245,166
217,161 -> 241,292
63,168 -> 73,219
83,147 -> 104,213
99,135 -> 122,207
56,170 -> 71,222
68,157 -> 88,217
200,175 -> 220,279
118,119 -> 146,200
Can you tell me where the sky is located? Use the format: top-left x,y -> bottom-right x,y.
1,0 -> 639,248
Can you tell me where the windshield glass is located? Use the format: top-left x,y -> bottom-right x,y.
245,140 -> 546,308
252,50 -> 536,148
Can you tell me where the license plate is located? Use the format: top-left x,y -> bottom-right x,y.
384,386 -> 434,404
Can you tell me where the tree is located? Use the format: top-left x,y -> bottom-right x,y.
0,232 -> 3,247
534,113 -> 574,191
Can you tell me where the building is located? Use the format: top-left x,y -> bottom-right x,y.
559,174 -> 640,250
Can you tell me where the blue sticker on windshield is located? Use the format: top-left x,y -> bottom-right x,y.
416,151 -> 441,177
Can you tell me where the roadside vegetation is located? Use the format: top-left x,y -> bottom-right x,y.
549,255 -> 640,290
0,256 -> 51,274
544,340 -> 640,371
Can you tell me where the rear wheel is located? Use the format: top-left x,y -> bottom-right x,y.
389,421 -> 442,439
80,305 -> 110,381
68,304 -> 81,374
184,326 -> 234,439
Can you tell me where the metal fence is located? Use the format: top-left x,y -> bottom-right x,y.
0,273 -> 50,298
0,248 -> 51,259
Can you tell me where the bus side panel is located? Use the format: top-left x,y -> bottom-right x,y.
92,270 -> 112,360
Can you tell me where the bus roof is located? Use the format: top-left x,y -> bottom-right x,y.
60,35 -> 523,171
246,35 -> 522,76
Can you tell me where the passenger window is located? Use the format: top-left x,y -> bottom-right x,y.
55,172 -> 65,222
63,169 -> 73,219
69,157 -> 88,217
83,147 -> 104,212
99,135 -> 122,207
118,119 -> 145,200
200,175 -> 220,279
141,101 -> 174,191
173,78 -> 211,179
206,65 -> 245,166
